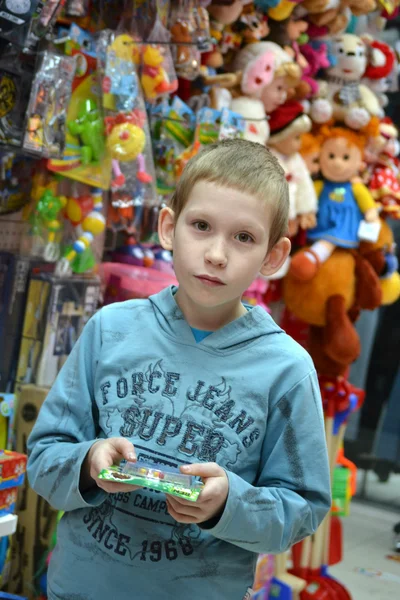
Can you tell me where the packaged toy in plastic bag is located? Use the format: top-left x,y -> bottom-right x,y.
138,16 -> 178,102
23,51 -> 76,158
170,4 -> 201,80
97,30 -> 157,233
24,0 -> 63,52
0,46 -> 34,148
47,47 -> 111,189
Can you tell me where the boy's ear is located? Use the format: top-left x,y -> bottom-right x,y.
158,207 -> 175,251
260,237 -> 291,277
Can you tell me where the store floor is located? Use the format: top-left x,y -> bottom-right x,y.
330,501 -> 400,599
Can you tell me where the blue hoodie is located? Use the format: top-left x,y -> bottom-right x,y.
27,286 -> 330,600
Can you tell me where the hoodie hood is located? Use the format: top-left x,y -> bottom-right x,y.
149,285 -> 283,353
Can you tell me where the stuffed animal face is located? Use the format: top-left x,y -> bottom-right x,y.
320,136 -> 363,182
327,34 -> 367,81
241,51 -> 275,97
261,75 -> 288,112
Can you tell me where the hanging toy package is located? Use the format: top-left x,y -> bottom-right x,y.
170,2 -> 201,81
24,0 -> 64,52
23,51 -> 76,158
0,45 -> 34,148
139,16 -> 178,103
97,30 -> 157,236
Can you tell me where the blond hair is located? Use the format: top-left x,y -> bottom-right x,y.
169,139 -> 289,250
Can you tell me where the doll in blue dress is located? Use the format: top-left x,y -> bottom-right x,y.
290,126 -> 381,281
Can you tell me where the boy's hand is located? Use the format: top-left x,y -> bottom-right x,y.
81,438 -> 139,494
166,463 -> 229,525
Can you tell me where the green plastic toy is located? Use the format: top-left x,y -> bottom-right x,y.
31,189 -> 67,261
68,99 -> 105,165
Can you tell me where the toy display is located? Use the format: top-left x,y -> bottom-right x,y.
23,51 -> 76,158
98,460 -> 204,502
0,1 -> 398,598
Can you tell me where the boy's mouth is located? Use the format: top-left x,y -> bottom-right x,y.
195,275 -> 226,287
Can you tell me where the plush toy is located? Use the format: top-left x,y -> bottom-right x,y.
283,242 -> 384,374
359,219 -> 400,306
362,39 -> 397,110
233,40 -> 301,113
268,100 -> 317,237
302,0 -> 376,38
290,125 -> 381,281
311,34 -> 383,130
299,42 -> 330,100
231,4 -> 270,45
364,118 -> 400,219
230,44 -> 275,143
299,131 -> 322,178
204,0 -> 244,68
230,41 -> 300,143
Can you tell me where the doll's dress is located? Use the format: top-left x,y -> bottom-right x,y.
307,179 -> 363,248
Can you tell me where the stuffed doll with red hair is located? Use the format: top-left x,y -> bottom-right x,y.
290,125 -> 381,281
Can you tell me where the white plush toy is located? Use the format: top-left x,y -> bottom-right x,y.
311,33 -> 383,129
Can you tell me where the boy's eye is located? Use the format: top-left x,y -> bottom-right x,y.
236,232 -> 254,244
193,221 -> 209,232
343,154 -> 350,160
329,153 -> 335,159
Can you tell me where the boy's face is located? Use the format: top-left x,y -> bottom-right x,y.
159,181 -> 289,313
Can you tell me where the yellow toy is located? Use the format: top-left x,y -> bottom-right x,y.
141,45 -> 177,101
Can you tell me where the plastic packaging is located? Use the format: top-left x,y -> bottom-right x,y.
98,460 -> 204,502
139,16 -> 178,102
23,51 -> 76,158
24,0 -> 63,51
169,4 -> 201,80
97,30 -> 157,232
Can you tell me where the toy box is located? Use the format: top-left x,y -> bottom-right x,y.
99,460 -> 204,502
0,451 -> 27,491
0,488 -> 18,517
8,385 -> 59,599
16,274 -> 100,388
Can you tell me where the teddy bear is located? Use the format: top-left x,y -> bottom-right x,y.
268,100 -> 318,237
310,33 -> 383,129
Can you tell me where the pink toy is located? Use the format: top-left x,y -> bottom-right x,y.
243,277 -> 270,312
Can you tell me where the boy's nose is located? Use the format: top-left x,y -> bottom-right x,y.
205,239 -> 228,267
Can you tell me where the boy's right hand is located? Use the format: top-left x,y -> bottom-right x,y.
81,438 -> 139,495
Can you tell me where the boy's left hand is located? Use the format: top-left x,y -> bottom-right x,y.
166,463 -> 228,525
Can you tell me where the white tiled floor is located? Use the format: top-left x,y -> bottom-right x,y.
330,501 -> 400,599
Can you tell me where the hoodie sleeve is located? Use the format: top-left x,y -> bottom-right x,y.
201,369 -> 331,554
27,311 -> 107,512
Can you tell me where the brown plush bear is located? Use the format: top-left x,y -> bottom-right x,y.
302,0 -> 377,36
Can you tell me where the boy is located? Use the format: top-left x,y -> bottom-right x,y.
27,139 -> 331,600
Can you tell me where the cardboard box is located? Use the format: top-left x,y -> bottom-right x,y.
7,385 -> 58,600
16,274 -> 100,388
